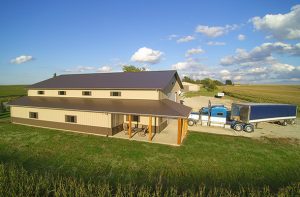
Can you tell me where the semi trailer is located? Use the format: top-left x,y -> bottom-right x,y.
188,102 -> 297,132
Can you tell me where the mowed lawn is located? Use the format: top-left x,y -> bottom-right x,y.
0,120 -> 299,191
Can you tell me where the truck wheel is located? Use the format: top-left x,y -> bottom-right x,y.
244,125 -> 254,133
234,123 -> 243,132
281,121 -> 288,126
188,119 -> 195,126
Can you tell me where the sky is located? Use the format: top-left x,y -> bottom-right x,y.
1,0 -> 300,85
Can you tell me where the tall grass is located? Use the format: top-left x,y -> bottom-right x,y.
0,162 -> 299,196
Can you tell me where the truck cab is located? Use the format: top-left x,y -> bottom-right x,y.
188,105 -> 228,127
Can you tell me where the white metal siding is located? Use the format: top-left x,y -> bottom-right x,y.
28,89 -> 160,100
11,106 -> 112,128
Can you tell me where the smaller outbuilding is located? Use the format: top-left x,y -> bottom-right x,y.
182,82 -> 200,92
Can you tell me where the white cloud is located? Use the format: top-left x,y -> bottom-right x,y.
195,24 -> 238,37
10,55 -> 34,64
220,42 -> 300,66
185,48 -> 204,57
238,34 -> 246,41
177,35 -> 195,43
290,78 -> 300,81
171,58 -> 203,71
271,63 -> 295,72
251,4 -> 300,40
220,69 -> 230,76
206,41 -> 226,46
234,75 -> 242,81
97,66 -> 112,72
218,41 -> 300,83
248,67 -> 268,73
64,65 -> 113,73
64,66 -> 96,73
131,47 -> 163,64
172,62 -> 190,70
167,34 -> 178,40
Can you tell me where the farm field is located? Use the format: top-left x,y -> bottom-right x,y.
0,85 -> 27,104
221,85 -> 300,109
0,85 -> 26,97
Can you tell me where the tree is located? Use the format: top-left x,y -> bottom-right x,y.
0,101 -> 5,113
225,80 -> 233,85
53,73 -> 57,78
122,65 -> 146,72
213,80 -> 224,86
182,76 -> 196,83
201,78 -> 217,91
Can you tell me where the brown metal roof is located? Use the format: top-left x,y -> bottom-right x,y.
9,96 -> 192,118
29,70 -> 183,90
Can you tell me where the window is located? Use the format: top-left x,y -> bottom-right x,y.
82,91 -> 91,96
110,91 -> 121,96
216,112 -> 224,116
37,91 -> 44,95
126,115 -> 139,122
58,91 -> 66,95
65,115 -> 77,123
29,112 -> 38,119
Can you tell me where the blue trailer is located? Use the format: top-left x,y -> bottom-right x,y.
231,103 -> 297,132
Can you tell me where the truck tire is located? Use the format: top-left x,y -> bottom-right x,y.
188,119 -> 195,126
244,124 -> 254,133
234,123 -> 243,132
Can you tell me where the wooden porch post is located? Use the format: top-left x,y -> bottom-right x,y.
184,119 -> 188,136
177,118 -> 182,145
128,115 -> 132,138
148,116 -> 152,141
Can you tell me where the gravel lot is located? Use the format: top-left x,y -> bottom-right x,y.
184,95 -> 300,141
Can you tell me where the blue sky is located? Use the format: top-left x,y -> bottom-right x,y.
1,0 -> 300,84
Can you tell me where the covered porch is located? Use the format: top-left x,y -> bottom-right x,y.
112,117 -> 189,146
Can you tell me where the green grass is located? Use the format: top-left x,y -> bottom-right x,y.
0,121 -> 299,193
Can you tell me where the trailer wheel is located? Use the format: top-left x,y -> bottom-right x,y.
244,124 -> 254,133
188,119 -> 195,126
281,120 -> 288,126
233,123 -> 243,132
288,119 -> 296,125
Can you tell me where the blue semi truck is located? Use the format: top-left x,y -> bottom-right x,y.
188,103 -> 297,132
